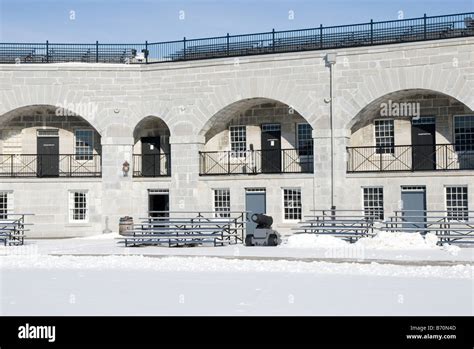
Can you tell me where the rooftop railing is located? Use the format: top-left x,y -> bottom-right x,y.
1,12 -> 473,64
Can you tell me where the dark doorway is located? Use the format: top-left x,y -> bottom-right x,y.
148,191 -> 169,219
401,186 -> 427,232
245,189 -> 266,235
141,137 -> 161,177
37,135 -> 59,177
261,124 -> 281,173
411,118 -> 436,170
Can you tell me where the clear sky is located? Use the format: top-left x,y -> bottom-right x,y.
0,0 -> 473,43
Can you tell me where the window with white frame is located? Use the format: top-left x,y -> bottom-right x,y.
297,123 -> 313,156
454,116 -> 474,152
0,191 -> 13,220
75,130 -> 94,160
69,191 -> 89,222
213,189 -> 230,218
446,186 -> 468,221
374,119 -> 394,154
229,126 -> 246,157
283,188 -> 302,221
363,187 -> 384,220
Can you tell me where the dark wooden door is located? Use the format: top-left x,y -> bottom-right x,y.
261,124 -> 281,173
37,136 -> 59,177
148,194 -> 169,219
411,120 -> 436,170
141,137 -> 161,176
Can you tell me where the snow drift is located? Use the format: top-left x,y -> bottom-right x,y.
284,231 -> 460,251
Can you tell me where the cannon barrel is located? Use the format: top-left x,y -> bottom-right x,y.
251,213 -> 273,228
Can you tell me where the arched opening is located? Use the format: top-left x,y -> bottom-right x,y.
0,105 -> 102,177
347,89 -> 474,172
132,116 -> 171,177
199,98 -> 314,175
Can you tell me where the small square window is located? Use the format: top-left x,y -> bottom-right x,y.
213,189 -> 230,218
283,188 -> 302,221
69,191 -> 88,222
297,123 -> 313,156
454,116 -> 474,152
75,130 -> 94,161
229,126 -> 246,158
446,186 -> 468,221
374,119 -> 394,154
363,187 -> 384,220
0,191 -> 13,220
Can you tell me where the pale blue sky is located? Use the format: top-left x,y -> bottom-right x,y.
0,0 -> 473,43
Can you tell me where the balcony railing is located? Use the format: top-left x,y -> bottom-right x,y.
200,149 -> 313,175
133,154 -> 171,177
1,13 -> 473,64
347,144 -> 474,172
0,154 -> 101,177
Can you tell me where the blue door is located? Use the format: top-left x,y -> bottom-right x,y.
245,189 -> 266,235
401,187 -> 426,232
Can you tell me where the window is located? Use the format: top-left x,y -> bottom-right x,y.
37,129 -> 59,137
69,191 -> 88,222
229,126 -> 246,157
213,189 -> 230,218
363,187 -> 384,220
454,116 -> 474,152
374,119 -> 394,154
261,124 -> 281,132
446,186 -> 468,221
0,191 -> 13,220
297,123 -> 313,156
412,116 -> 436,125
75,130 -> 94,160
283,188 -> 302,221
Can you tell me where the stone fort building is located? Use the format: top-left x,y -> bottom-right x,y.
1,13 -> 473,237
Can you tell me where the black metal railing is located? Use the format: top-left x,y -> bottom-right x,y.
347,144 -> 474,172
1,13 -> 473,64
0,154 -> 101,177
133,153 -> 171,177
200,149 -> 313,175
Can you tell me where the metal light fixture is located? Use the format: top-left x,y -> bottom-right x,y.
122,161 -> 130,177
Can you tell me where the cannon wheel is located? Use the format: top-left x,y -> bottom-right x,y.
268,234 -> 278,246
245,235 -> 254,246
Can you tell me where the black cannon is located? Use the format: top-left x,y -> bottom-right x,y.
245,213 -> 280,247
252,213 -> 273,229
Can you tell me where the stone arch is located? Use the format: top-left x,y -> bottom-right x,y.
198,97 -> 315,141
198,97 -> 315,175
131,115 -> 172,176
346,89 -> 473,134
340,68 -> 474,131
0,84 -> 104,133
132,115 -> 171,143
0,104 -> 102,155
345,88 -> 474,172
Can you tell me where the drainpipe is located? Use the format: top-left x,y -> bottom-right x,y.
325,53 -> 337,216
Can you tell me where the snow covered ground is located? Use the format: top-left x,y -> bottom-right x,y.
0,254 -> 472,315
1,232 -> 470,263
0,232 -> 472,315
